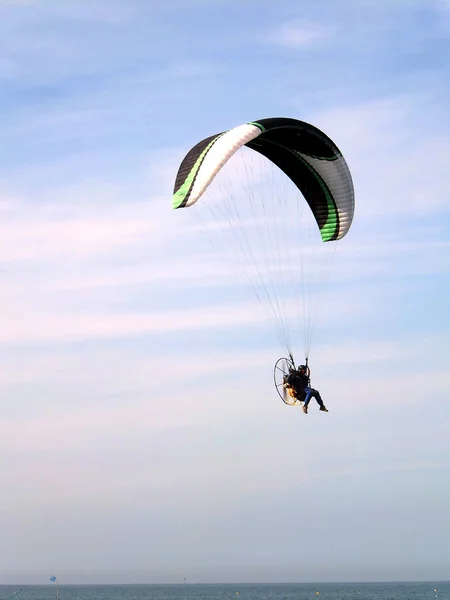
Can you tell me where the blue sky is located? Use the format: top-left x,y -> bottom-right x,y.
0,0 -> 449,585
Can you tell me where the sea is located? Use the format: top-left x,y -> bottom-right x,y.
0,582 -> 449,600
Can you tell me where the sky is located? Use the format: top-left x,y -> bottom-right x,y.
0,0 -> 449,586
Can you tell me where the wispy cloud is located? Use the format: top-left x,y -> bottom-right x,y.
266,19 -> 335,48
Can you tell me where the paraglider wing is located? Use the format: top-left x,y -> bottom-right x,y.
172,117 -> 354,242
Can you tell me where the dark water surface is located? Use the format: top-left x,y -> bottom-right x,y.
1,582 -> 449,600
